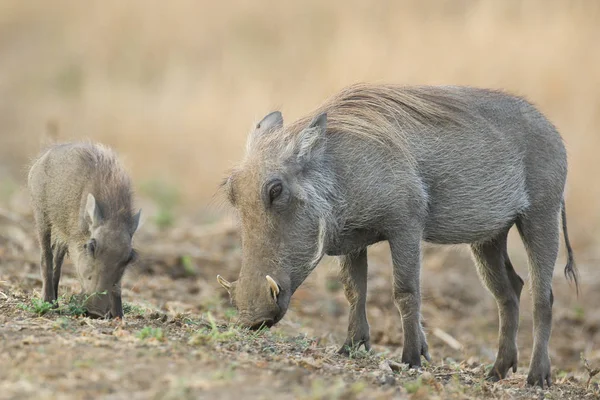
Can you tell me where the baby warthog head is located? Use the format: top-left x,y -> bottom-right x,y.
77,193 -> 141,318
218,110 -> 334,329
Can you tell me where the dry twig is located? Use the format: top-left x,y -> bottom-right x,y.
581,353 -> 600,389
433,327 -> 463,351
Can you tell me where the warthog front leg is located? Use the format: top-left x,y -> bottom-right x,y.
337,249 -> 370,355
52,243 -> 68,301
35,212 -> 55,304
471,230 -> 523,381
389,231 -> 430,368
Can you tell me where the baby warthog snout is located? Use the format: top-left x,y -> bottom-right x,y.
83,290 -> 124,319
249,318 -> 274,330
83,293 -> 110,319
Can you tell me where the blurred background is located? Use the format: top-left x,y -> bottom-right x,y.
1,1 -> 600,396
1,0 -> 599,245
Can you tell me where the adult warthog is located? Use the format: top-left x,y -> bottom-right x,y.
217,83 -> 578,388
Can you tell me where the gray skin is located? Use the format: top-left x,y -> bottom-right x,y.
218,84 -> 578,388
28,142 -> 141,318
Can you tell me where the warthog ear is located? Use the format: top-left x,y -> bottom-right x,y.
254,111 -> 283,136
296,112 -> 327,164
86,193 -> 103,227
247,111 -> 284,152
131,209 -> 142,235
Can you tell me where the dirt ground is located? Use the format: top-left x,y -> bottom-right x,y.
1,2 -> 600,399
0,207 -> 599,400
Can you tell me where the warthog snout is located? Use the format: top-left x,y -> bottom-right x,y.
84,293 -> 110,319
84,291 -> 123,319
217,274 -> 289,329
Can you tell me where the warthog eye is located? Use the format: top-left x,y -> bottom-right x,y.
84,239 -> 97,257
268,181 -> 283,203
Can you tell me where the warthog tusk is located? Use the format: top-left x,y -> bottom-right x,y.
217,274 -> 231,290
266,275 -> 280,300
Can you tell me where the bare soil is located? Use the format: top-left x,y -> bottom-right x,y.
1,211 -> 599,400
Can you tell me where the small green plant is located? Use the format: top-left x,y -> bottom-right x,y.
342,344 -> 370,360
18,298 -> 55,316
556,370 -> 569,380
154,209 -> 174,230
223,308 -> 237,319
180,255 -> 197,276
137,326 -> 165,341
123,302 -> 147,316
291,334 -> 313,352
18,293 -> 96,317
61,295 -> 87,316
58,291 -> 106,317
574,305 -> 585,322
188,312 -> 239,345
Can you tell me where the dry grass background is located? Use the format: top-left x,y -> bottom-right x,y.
1,0 -> 599,244
1,2 -> 600,397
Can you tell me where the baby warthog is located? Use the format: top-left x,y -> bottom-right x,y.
217,83 -> 578,388
28,142 -> 141,318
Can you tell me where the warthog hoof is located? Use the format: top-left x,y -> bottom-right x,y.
527,355 -> 552,388
486,345 -> 518,382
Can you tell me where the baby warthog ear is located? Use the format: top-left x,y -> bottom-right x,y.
266,275 -> 280,301
86,193 -> 103,227
217,275 -> 232,291
131,209 -> 142,235
296,112 -> 327,164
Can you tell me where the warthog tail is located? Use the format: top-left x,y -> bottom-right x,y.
561,198 -> 579,295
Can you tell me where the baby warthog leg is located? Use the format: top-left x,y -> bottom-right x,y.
52,243 -> 68,301
34,211 -> 55,304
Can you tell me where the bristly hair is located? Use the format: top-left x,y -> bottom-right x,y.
247,83 -> 479,168
218,175 -> 230,191
214,170 -> 238,206
73,142 -> 136,223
